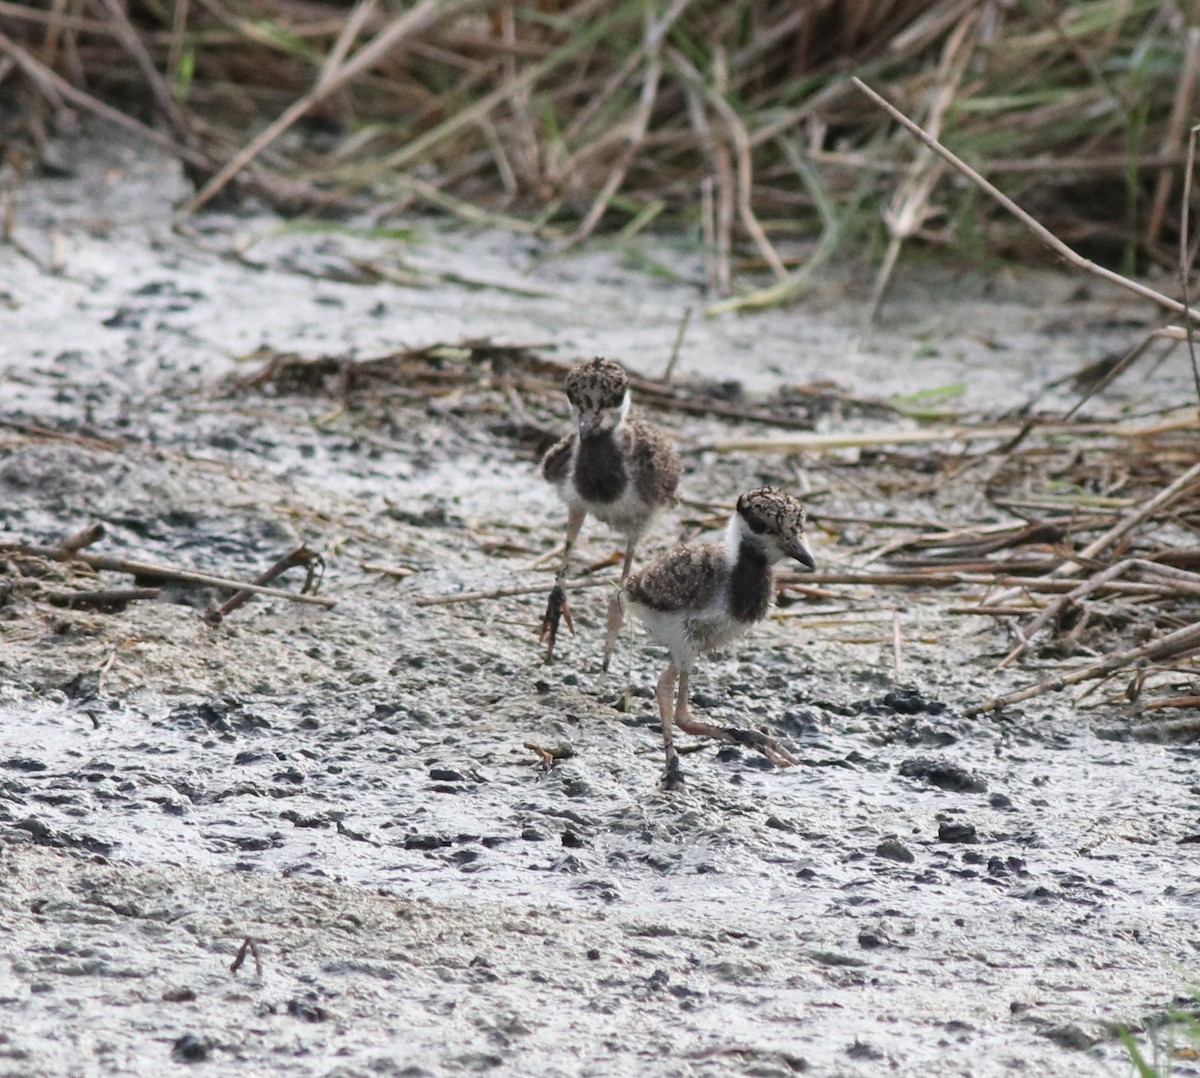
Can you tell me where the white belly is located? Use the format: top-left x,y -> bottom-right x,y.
626,593 -> 749,668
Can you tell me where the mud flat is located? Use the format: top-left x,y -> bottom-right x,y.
1,130 -> 1197,1077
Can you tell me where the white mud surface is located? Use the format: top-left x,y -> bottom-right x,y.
1,130 -> 1198,1077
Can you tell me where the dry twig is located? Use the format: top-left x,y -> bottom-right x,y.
852,77 -> 1200,326
1,537 -> 336,608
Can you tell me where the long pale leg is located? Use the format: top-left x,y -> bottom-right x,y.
600,537 -> 638,672
673,671 -> 800,768
656,663 -> 684,790
601,539 -> 638,672
539,506 -> 586,661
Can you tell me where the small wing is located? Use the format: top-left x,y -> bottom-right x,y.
626,419 -> 680,507
541,433 -> 576,485
626,543 -> 723,613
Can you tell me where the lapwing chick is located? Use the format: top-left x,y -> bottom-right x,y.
623,487 -> 816,789
539,357 -> 680,664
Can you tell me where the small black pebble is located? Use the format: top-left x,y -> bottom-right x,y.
846,1039 -> 885,1060
937,822 -> 978,844
404,834 -> 451,850
898,756 -> 986,793
429,768 -> 465,782
172,1034 -> 210,1063
287,998 -> 328,1023
875,838 -> 915,864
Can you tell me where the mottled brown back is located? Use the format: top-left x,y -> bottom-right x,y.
625,543 -> 724,613
627,419 -> 680,508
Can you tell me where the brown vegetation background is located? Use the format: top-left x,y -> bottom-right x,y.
2,0 -> 1198,289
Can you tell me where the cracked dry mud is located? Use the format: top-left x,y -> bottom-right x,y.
1,132 -> 1198,1077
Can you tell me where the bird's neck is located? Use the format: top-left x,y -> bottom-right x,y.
574,427 -> 626,502
726,532 -> 774,624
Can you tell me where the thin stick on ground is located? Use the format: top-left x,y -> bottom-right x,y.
1059,458 -> 1200,576
414,576 -> 613,607
851,77 -> 1200,326
778,569 -> 1192,598
2,540 -> 337,607
44,587 -> 162,610
205,546 -> 325,626
1061,327 -> 1185,422
997,559 -> 1134,669
966,620 -> 1200,717
56,522 -> 107,555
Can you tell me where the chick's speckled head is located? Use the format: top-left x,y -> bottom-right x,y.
565,357 -> 630,438
735,487 -> 816,569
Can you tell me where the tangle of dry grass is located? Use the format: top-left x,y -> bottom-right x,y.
1,0 -> 1196,292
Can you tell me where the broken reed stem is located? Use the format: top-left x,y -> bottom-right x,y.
0,30 -> 210,171
851,77 -> 1200,326
868,6 -> 979,322
966,620 -> 1200,717
184,0 -> 467,213
45,587 -> 161,610
1181,122 -> 1200,405
563,0 -> 691,248
3,541 -> 336,607
205,545 -> 325,626
779,569 -> 1180,596
1139,695 -> 1200,712
660,306 -> 693,384
1147,26 -> 1200,246
999,558 -> 1200,668
415,576 -> 612,607
1058,458 -> 1200,576
56,522 -> 107,555
998,559 -> 1133,669
165,0 -> 189,91
1061,327 -> 1184,422
692,414 -> 1187,455
92,0 -> 192,143
668,45 -> 786,281
230,936 -> 262,976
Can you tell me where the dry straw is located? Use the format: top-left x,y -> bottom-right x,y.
2,0 -> 1196,298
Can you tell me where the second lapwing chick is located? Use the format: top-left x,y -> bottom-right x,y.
623,486 -> 816,788
540,357 -> 680,664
